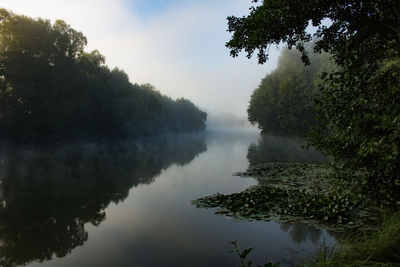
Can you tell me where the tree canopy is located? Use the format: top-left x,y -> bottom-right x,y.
226,0 -> 400,65
0,9 -> 207,143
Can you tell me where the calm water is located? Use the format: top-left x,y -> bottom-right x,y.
0,130 -> 335,267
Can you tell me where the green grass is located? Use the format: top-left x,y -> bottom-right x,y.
301,212 -> 400,267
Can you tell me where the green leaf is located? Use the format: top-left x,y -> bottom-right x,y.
240,248 -> 254,259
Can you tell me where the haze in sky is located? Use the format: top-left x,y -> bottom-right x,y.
1,0 -> 280,119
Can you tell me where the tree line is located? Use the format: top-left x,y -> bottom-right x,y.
0,9 -> 207,143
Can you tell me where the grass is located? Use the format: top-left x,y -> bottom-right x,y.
301,212 -> 400,267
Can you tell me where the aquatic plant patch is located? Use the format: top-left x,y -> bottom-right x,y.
192,163 -> 378,232
235,162 -> 331,191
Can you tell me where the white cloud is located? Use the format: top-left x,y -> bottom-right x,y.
1,0 -> 280,117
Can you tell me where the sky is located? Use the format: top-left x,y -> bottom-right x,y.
0,0 -> 280,119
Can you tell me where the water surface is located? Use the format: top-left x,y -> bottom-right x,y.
0,130 -> 335,267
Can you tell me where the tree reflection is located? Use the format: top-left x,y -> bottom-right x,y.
280,223 -> 322,245
0,133 -> 206,266
280,222 -> 344,249
247,135 -> 328,165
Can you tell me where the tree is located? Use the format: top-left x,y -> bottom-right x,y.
227,1 -> 400,204
248,45 -> 331,135
226,0 -> 400,65
0,9 -> 87,140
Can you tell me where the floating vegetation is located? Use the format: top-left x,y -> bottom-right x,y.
192,163 -> 379,232
235,162 -> 330,192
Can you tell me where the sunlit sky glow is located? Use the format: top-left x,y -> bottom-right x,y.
1,0 -> 280,118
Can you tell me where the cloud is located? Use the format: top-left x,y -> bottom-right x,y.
1,0 -> 280,117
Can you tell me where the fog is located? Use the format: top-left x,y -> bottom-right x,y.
1,0 -> 280,118
205,111 -> 257,131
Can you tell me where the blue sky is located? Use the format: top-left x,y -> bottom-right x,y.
128,0 -> 177,18
1,0 -> 281,119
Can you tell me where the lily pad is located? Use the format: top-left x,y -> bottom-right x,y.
193,162 -> 380,232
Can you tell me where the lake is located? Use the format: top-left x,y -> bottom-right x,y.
0,129 -> 336,267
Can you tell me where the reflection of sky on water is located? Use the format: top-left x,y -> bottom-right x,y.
1,131 -> 336,267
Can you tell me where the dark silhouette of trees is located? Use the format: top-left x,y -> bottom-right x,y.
0,9 -> 206,143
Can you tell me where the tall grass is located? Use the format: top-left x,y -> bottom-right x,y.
302,212 -> 400,266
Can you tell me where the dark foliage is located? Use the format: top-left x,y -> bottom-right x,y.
227,0 -> 400,204
226,0 -> 400,65
0,9 -> 206,143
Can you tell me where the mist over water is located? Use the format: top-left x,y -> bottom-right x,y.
0,134 -> 206,266
0,130 -> 334,267
205,112 -> 255,131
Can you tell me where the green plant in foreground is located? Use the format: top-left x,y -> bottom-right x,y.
229,240 -> 280,267
301,212 -> 400,266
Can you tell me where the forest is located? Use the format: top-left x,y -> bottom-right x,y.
0,9 -> 207,143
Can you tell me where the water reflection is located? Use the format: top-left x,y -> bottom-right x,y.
247,135 -> 329,165
280,223 -> 342,247
280,223 -> 323,245
0,133 -> 206,267
246,135 -> 337,246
